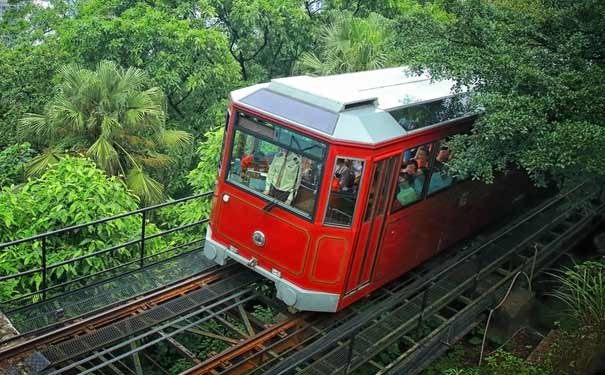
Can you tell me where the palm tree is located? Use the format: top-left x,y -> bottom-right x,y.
297,12 -> 395,75
19,61 -> 192,205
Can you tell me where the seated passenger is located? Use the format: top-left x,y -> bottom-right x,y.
394,160 -> 421,206
352,159 -> 363,185
241,151 -> 268,173
435,146 -> 451,165
402,160 -> 418,182
333,159 -> 354,192
428,147 -> 453,194
413,147 -> 430,170
396,174 -> 418,206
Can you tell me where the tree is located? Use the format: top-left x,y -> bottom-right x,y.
0,1 -> 71,148
210,0 -> 316,81
394,0 -> 605,188
19,61 -> 192,205
58,0 -> 241,136
296,11 -> 396,75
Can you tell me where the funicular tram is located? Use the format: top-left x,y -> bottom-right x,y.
203,68 -> 528,312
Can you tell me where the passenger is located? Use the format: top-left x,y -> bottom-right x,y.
396,173 -> 418,206
436,146 -> 451,165
264,149 -> 302,204
428,146 -> 453,194
241,151 -> 268,173
413,147 -> 429,170
333,159 -> 354,192
393,160 -> 419,206
402,160 -> 418,182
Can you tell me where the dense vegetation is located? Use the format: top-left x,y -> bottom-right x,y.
0,0 -> 603,371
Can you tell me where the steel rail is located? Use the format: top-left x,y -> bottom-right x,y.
49,290 -> 259,375
181,314 -> 312,375
377,203 -> 604,375
0,263 -> 236,364
264,184 -> 589,374
186,260 -> 434,375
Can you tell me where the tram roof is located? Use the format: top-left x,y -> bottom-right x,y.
232,67 -> 474,145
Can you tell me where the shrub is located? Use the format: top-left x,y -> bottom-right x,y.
0,142 -> 37,187
0,156 -> 164,301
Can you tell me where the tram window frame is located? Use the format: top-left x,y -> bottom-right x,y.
323,157 -> 365,228
425,137 -> 469,197
390,144 -> 433,213
218,110 -> 230,173
224,111 -> 328,222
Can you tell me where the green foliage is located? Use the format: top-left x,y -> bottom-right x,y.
19,61 -> 193,205
395,0 -> 605,188
59,0 -> 241,135
550,260 -> 605,335
188,126 -> 226,193
0,42 -> 67,149
297,11 -> 396,75
211,0 -> 315,81
0,1 -> 71,148
0,157 -> 164,301
157,126 -> 224,233
0,143 -> 37,187
442,350 -> 546,375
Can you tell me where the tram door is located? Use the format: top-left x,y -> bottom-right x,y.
346,155 -> 399,294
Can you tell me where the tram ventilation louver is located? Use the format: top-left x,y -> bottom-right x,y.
342,99 -> 376,111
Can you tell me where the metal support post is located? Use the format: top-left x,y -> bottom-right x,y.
417,282 -> 433,330
140,211 -> 146,268
344,330 -> 358,375
41,237 -> 47,301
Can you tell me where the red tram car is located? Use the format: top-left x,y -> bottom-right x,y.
203,68 -> 528,312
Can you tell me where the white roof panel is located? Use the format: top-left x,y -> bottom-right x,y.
231,67 -> 470,145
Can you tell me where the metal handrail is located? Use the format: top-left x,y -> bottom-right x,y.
0,192 -> 212,249
0,192 -> 213,305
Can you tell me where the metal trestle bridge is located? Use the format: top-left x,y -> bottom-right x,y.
0,185 -> 603,374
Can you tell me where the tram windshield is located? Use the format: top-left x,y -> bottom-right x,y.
226,112 -> 327,219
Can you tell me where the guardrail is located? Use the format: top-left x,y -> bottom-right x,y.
0,192 -> 213,311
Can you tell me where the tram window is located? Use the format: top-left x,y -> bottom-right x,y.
324,158 -> 364,227
391,144 -> 431,212
226,113 -> 327,219
389,94 -> 475,131
427,140 -> 455,196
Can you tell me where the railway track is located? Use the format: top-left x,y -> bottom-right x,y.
1,186 -> 602,375
0,264 -> 249,368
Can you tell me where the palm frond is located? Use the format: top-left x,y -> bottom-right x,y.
135,152 -> 174,169
25,148 -> 63,178
49,96 -> 86,134
58,64 -> 89,98
18,113 -> 51,141
100,115 -> 122,137
126,167 -> 165,206
119,66 -> 148,92
156,129 -> 193,152
86,136 -> 121,175
123,90 -> 165,131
